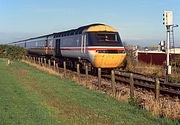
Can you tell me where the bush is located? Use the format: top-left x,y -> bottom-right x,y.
0,45 -> 27,60
0,45 -> 7,57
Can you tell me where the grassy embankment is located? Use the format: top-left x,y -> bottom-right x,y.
0,59 -> 178,125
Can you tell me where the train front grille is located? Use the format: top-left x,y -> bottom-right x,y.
96,50 -> 125,54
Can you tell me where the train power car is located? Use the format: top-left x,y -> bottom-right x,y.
10,24 -> 126,69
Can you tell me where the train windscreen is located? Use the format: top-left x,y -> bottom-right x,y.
87,32 -> 123,46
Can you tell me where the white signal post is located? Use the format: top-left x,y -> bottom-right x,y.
163,11 -> 173,82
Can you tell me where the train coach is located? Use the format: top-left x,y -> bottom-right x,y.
10,24 -> 126,69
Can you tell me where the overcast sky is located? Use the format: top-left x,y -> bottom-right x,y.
0,0 -> 179,47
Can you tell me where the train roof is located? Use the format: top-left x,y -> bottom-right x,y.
54,23 -> 107,38
9,34 -> 53,44
9,23 -> 116,44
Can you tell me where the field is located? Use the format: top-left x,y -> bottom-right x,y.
0,59 -> 178,125
125,49 -> 180,83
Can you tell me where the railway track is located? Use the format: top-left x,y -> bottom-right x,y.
102,71 -> 180,97
26,56 -> 180,98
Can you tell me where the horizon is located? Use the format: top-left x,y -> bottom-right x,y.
0,0 -> 179,47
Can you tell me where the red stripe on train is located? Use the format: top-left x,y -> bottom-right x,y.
87,48 -> 125,51
30,47 -> 125,51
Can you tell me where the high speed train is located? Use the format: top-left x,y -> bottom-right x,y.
10,24 -> 126,68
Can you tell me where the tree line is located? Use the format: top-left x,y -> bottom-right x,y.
0,45 -> 27,60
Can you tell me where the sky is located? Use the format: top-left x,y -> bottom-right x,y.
0,0 -> 180,47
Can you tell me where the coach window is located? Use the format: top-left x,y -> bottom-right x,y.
45,39 -> 48,47
52,41 -> 55,47
35,42 -> 38,48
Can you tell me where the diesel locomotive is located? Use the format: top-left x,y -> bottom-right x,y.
10,24 -> 126,68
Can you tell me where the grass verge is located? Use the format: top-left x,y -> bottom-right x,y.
0,59 -> 179,125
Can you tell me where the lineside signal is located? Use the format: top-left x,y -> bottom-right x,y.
163,11 -> 173,26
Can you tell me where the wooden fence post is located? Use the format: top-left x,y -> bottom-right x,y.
85,64 -> 88,86
31,57 -> 33,63
155,78 -> 160,101
34,57 -> 36,63
130,73 -> 134,99
63,61 -> 66,77
33,57 -> 36,64
53,60 -> 56,70
41,58 -> 43,65
98,68 -> 101,90
44,58 -> 46,67
7,59 -> 10,65
38,58 -> 41,65
56,63 -> 59,73
48,59 -> 51,68
39,57 -> 41,64
111,69 -> 116,96
77,63 -> 80,83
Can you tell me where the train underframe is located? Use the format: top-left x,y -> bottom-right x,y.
28,52 -> 113,75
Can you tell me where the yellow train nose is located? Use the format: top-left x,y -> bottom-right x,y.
93,53 -> 126,68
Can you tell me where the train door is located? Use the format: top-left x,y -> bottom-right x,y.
45,37 -> 48,55
55,39 -> 61,56
81,33 -> 87,54
47,35 -> 54,55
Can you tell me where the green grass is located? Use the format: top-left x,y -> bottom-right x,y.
0,59 -> 178,125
